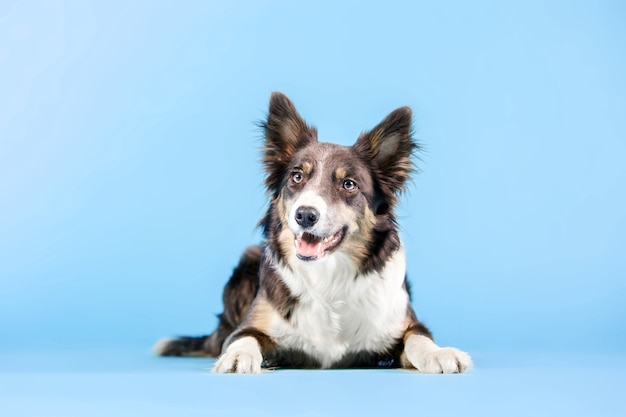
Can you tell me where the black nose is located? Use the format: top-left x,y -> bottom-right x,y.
295,206 -> 319,228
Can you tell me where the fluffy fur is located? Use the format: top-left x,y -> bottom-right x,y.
155,92 -> 472,374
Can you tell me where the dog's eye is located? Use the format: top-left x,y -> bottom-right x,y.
292,172 -> 304,184
342,179 -> 357,191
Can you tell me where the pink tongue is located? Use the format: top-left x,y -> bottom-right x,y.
296,235 -> 324,258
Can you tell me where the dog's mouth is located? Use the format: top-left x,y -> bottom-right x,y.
294,228 -> 346,261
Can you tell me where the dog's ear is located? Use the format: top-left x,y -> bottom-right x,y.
262,92 -> 317,194
353,106 -> 417,207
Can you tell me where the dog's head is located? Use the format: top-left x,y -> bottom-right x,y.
261,92 -> 417,273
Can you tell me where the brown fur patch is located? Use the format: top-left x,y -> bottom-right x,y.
241,295 -> 275,333
403,305 -> 433,341
302,161 -> 313,175
230,328 -> 278,358
277,221 -> 295,265
334,166 -> 347,180
346,205 -> 377,268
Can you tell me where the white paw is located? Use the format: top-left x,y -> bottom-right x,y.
410,346 -> 472,374
213,336 -> 263,374
403,335 -> 472,374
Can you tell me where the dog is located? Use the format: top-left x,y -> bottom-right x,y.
154,92 -> 472,374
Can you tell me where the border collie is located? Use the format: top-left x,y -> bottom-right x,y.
154,92 -> 472,373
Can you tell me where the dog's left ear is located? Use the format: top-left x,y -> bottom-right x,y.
353,106 -> 417,202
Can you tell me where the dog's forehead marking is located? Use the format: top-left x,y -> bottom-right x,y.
334,167 -> 347,180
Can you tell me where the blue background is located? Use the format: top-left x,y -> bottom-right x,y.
1,1 -> 625,416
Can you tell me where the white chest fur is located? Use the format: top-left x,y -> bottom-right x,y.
270,246 -> 410,368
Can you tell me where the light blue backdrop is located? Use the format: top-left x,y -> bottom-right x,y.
1,0 -> 624,356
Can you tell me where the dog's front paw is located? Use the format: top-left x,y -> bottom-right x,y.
213,336 -> 263,374
403,335 -> 472,374
409,346 -> 472,374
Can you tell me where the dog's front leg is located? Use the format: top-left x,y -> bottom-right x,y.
213,281 -> 285,373
213,334 -> 264,374
213,319 -> 277,374
400,332 -> 473,374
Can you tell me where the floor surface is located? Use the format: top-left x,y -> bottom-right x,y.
1,348 -> 624,416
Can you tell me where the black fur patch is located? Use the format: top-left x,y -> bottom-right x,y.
360,214 -> 402,274
259,252 -> 299,320
156,336 -> 210,357
260,200 -> 289,265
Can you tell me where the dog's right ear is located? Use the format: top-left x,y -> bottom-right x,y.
262,92 -> 317,194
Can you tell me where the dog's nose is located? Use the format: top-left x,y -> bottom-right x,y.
295,206 -> 319,228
